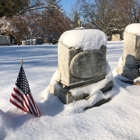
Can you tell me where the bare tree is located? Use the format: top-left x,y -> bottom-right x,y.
0,0 -> 44,17
78,0 -> 118,31
114,0 -> 140,23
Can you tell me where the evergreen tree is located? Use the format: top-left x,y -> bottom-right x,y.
42,0 -> 70,39
0,0 -> 29,17
0,0 -> 43,17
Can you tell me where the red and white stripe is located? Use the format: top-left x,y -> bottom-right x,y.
10,85 -> 41,117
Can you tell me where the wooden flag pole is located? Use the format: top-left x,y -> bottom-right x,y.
21,59 -> 23,66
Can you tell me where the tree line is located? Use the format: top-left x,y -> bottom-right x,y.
71,0 -> 140,40
0,0 -> 140,44
0,0 -> 70,44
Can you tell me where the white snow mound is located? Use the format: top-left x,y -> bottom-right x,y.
59,29 -> 107,50
125,23 -> 140,35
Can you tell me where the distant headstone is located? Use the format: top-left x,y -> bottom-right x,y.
0,35 -> 11,45
75,19 -> 85,30
111,34 -> 120,41
26,40 -> 30,45
117,23 -> 140,80
30,39 -> 33,45
22,40 -> 26,45
78,19 -> 82,27
32,39 -> 37,45
36,38 -> 43,44
49,29 -> 113,104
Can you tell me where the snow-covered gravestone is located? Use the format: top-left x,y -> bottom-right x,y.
49,29 -> 113,104
0,35 -> 11,45
117,24 -> 140,80
22,40 -> 26,45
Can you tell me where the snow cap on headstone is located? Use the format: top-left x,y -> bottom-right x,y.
125,23 -> 140,35
59,29 -> 107,50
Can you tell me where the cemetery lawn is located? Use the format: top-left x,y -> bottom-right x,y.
0,41 -> 140,140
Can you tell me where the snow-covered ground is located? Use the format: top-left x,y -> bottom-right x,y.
0,41 -> 140,140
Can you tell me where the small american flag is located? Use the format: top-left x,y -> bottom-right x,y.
10,65 -> 41,117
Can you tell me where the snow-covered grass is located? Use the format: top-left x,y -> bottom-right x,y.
0,41 -> 140,140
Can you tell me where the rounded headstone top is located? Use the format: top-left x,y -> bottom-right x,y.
125,23 -> 140,36
59,29 -> 107,50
